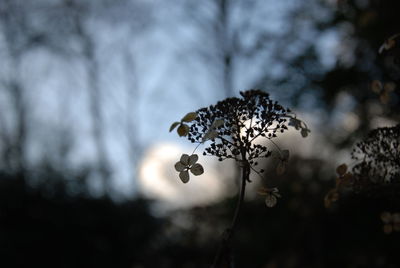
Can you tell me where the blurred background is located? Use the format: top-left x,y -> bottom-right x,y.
0,0 -> 399,267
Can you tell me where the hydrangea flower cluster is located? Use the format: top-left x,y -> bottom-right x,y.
187,90 -> 290,163
351,124 -> 400,188
170,90 -> 309,266
170,89 -> 309,207
325,124 -> 400,210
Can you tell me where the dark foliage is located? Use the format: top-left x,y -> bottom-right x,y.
163,156 -> 400,267
1,164 -> 400,267
0,172 -> 161,268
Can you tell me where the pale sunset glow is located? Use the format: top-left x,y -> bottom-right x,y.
138,143 -> 236,209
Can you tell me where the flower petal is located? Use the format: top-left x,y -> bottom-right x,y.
336,164 -> 348,176
174,161 -> 186,172
289,117 -> 301,130
169,122 -> 180,132
177,124 -> 189,137
340,172 -> 353,186
190,163 -> 204,176
265,194 -> 277,208
324,189 -> 339,208
188,154 -> 198,165
211,119 -> 224,128
180,154 -> 190,165
181,112 -> 197,122
301,128 -> 310,138
179,170 -> 190,183
202,130 -> 218,142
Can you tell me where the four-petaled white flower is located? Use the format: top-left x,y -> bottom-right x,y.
257,187 -> 281,207
174,154 -> 204,183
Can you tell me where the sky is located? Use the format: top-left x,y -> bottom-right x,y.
0,0 -> 366,208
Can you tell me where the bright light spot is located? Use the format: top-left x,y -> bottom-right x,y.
138,143 -> 236,210
342,112 -> 359,132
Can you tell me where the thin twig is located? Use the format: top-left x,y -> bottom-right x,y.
211,155 -> 249,268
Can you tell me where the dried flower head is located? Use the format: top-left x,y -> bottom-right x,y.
351,124 -> 400,189
325,125 -> 400,209
185,90 -> 308,166
169,90 -> 309,265
170,90 -> 308,208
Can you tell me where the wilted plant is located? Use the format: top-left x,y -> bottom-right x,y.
325,124 -> 400,233
170,89 -> 309,266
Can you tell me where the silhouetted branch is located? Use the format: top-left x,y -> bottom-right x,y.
211,159 -> 249,268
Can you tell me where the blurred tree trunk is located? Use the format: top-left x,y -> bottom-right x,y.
68,0 -> 111,193
123,48 -> 142,189
0,0 -> 29,176
217,0 -> 234,97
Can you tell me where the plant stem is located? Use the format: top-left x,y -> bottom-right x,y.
211,161 -> 249,268
229,163 -> 248,234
